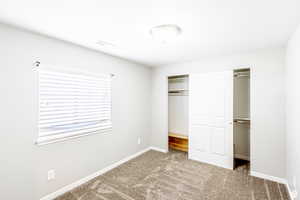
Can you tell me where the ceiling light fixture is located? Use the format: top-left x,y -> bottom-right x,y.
150,24 -> 182,43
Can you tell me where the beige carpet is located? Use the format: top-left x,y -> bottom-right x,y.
56,150 -> 290,200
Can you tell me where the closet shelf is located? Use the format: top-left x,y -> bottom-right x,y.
168,133 -> 188,152
169,142 -> 188,152
234,118 -> 250,121
168,89 -> 188,93
234,118 -> 250,124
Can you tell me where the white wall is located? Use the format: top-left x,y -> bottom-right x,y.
286,24 -> 300,199
151,47 -> 286,179
168,77 -> 189,135
0,23 -> 152,200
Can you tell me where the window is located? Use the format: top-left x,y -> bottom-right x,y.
37,68 -> 112,145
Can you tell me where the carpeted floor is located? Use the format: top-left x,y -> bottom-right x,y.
56,150 -> 290,200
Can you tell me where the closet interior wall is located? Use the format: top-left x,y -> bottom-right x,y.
233,69 -> 250,163
168,75 -> 189,152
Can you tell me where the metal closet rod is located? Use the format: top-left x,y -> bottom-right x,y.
234,119 -> 250,124
234,72 -> 249,77
32,61 -> 115,77
235,120 -> 249,124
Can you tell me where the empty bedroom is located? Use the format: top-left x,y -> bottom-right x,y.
0,0 -> 300,200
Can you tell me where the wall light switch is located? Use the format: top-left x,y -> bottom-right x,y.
138,137 -> 141,145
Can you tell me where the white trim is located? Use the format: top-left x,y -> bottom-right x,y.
250,170 -> 296,199
40,147 -> 152,200
250,171 -> 287,184
36,129 -> 112,146
286,182 -> 297,200
250,171 -> 295,199
189,156 -> 233,170
150,146 -> 168,153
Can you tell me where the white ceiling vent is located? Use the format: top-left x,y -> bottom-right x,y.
96,40 -> 115,47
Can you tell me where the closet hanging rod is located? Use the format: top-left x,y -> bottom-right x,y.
32,61 -> 115,77
234,75 -> 249,77
234,72 -> 249,77
169,91 -> 182,93
168,75 -> 188,79
169,77 -> 186,80
168,89 -> 188,91
234,119 -> 250,124
235,120 -> 248,124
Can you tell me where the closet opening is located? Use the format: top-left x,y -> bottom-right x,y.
233,69 -> 250,171
168,75 -> 189,152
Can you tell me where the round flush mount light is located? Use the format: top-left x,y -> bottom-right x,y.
150,24 -> 182,43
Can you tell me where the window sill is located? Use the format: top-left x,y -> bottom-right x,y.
35,128 -> 112,146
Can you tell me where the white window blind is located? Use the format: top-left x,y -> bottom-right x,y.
37,68 -> 112,145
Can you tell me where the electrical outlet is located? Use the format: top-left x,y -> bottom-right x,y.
291,190 -> 298,199
137,137 -> 141,145
292,177 -> 298,199
48,170 -> 55,181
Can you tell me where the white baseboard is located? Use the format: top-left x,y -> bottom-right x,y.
40,147 -> 152,200
250,171 -> 287,184
250,171 -> 296,199
149,146 -> 168,153
286,183 -> 294,200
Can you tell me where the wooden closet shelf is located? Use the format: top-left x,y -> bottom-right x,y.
169,142 -> 188,152
168,133 -> 189,152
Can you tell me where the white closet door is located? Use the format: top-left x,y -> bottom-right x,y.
189,71 -> 233,169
